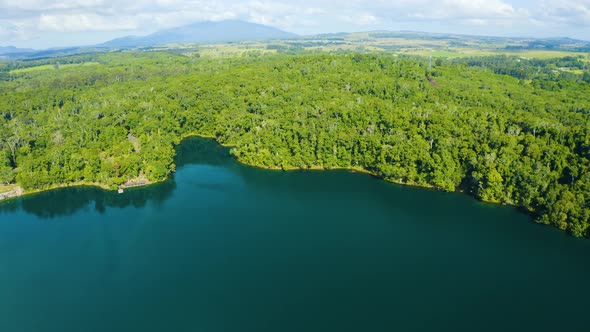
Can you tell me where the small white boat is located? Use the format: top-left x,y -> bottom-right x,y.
118,188 -> 124,194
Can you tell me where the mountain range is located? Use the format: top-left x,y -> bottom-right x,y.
0,46 -> 35,56
2,20 -> 590,60
100,20 -> 298,48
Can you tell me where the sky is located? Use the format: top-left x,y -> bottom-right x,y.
1,0 -> 589,49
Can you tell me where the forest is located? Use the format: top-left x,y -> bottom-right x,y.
0,51 -> 589,237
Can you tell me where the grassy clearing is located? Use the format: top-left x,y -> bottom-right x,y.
0,184 -> 17,193
501,50 -> 583,59
560,68 -> 585,74
157,36 -> 589,60
9,64 -> 55,74
401,49 -> 469,58
9,62 -> 100,74
399,47 -> 584,59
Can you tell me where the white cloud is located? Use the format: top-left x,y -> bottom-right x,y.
0,0 -> 106,11
0,23 -> 13,39
355,0 -> 527,21
38,14 -> 138,32
464,19 -> 489,26
0,0 -> 589,47
442,0 -> 524,18
341,13 -> 381,26
535,0 -> 590,26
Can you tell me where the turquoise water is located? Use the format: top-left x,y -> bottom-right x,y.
0,137 -> 589,332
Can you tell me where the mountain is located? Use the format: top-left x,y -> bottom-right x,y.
101,20 -> 298,48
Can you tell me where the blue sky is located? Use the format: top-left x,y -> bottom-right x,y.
1,0 -> 589,49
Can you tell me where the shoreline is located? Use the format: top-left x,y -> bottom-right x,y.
180,134 -> 439,189
176,136 -> 531,211
181,133 -> 440,190
1,134 -> 509,210
0,182 -> 109,203
0,178 -> 163,204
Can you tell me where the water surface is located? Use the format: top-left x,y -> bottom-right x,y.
1,137 -> 589,332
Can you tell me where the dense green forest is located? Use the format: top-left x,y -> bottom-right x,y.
451,55 -> 590,83
0,52 -> 589,237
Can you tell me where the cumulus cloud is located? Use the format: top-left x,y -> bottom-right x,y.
359,0 -> 526,20
534,0 -> 590,26
341,13 -> 381,26
0,0 -> 589,47
38,14 -> 138,32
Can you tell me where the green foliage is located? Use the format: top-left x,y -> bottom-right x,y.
451,55 -> 588,83
1,51 -> 589,237
0,153 -> 14,185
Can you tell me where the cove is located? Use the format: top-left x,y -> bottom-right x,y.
0,137 -> 589,332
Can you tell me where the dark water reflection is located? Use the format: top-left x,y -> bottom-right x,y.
0,136 -> 221,217
0,180 -> 176,218
0,137 -> 589,332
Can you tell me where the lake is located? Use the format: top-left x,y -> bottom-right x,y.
1,137 -> 589,332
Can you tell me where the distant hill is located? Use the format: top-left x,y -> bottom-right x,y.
2,27 -> 589,61
0,46 -> 35,56
101,20 -> 298,48
361,31 -> 590,51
